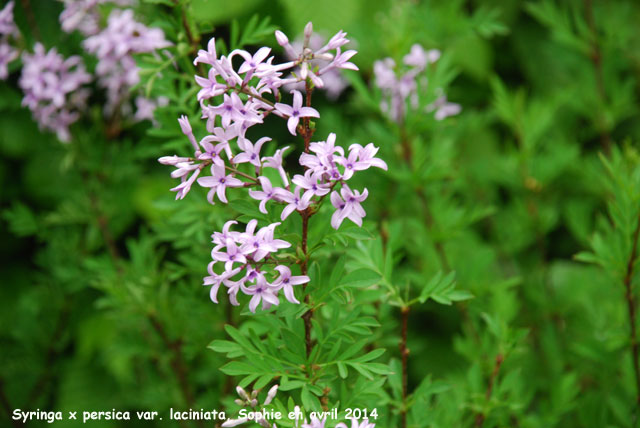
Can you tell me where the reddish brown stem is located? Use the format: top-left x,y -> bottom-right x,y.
474,354 -> 504,427
583,0 -> 611,154
399,306 -> 410,428
624,214 -> 640,414
148,314 -> 203,428
300,81 -> 315,358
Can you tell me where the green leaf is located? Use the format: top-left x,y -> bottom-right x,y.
339,269 -> 381,288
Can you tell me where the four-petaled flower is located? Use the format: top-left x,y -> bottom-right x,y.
197,164 -> 244,204
274,90 -> 319,135
330,185 -> 369,229
271,265 -> 309,304
249,176 -> 287,214
280,186 -> 313,220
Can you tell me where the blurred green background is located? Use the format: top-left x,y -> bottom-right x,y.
2,0 -> 640,427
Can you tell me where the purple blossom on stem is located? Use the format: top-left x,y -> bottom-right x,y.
197,165 -> 244,204
248,177 -> 287,214
242,274 -> 279,313
234,136 -> 270,167
83,9 -> 171,118
158,22 -> 385,312
280,186 -> 313,220
274,90 -> 320,135
330,186 -> 369,229
0,1 -> 18,81
374,43 -> 459,123
262,146 -> 290,186
271,266 -> 309,304
19,43 -> 92,142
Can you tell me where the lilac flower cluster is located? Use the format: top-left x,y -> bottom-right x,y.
83,8 -> 171,117
0,1 -> 19,80
284,33 -> 350,100
223,395 -> 377,428
205,219 -> 309,312
222,385 -> 279,427
159,23 -> 386,312
374,44 -> 460,122
59,0 -> 130,36
19,44 -> 91,142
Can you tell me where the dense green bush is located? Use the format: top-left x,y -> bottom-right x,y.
2,0 -> 640,427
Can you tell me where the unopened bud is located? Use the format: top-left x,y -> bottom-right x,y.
275,30 -> 289,47
236,386 -> 249,400
177,115 -> 192,135
264,384 -> 279,405
303,22 -> 313,47
158,155 -> 190,165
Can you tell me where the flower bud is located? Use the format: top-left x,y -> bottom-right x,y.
178,115 -> 192,135
158,155 -> 189,165
275,30 -> 289,47
303,22 -> 313,47
264,384 -> 278,405
236,386 -> 249,400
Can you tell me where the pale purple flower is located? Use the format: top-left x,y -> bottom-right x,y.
212,238 -> 247,271
236,46 -> 272,74
242,274 -> 279,313
240,221 -> 291,261
248,176 -> 287,214
319,47 -> 358,73
134,96 -> 168,124
212,220 -> 240,246
284,32 -> 351,100
271,266 -> 309,304
59,0 -> 132,36
375,44 -> 458,122
345,143 -> 388,173
195,67 -> 227,101
0,0 -> 18,80
234,136 -> 269,167
275,30 -> 297,58
197,164 -> 244,204
19,43 -> 91,142
198,136 -> 228,167
157,25 -> 384,316
0,42 -> 18,80
274,90 -> 319,135
330,186 -> 368,229
427,94 -> 461,120
280,186 -> 313,220
204,262 -> 241,303
170,166 -> 201,200
0,1 -> 17,37
262,146 -> 290,186
83,9 -> 171,117
177,115 -> 191,137
292,170 -> 330,197
402,44 -> 439,70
